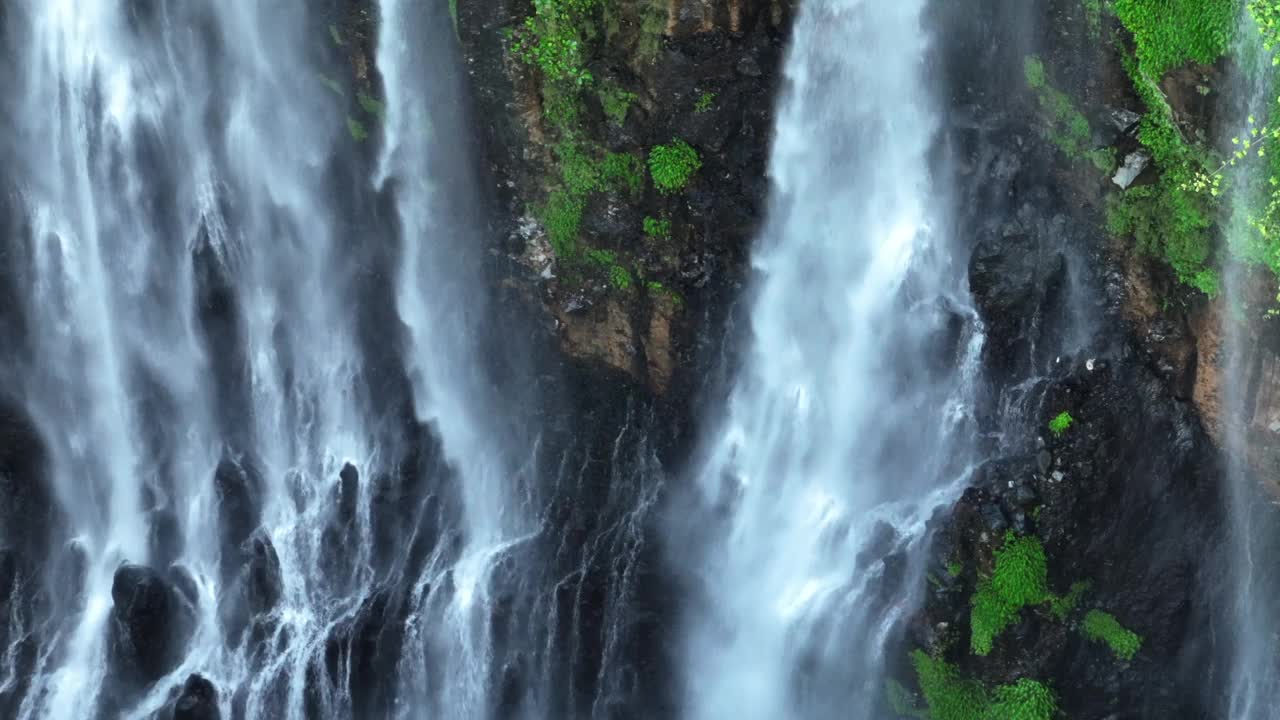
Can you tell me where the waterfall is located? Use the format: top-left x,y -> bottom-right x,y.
0,1 -> 513,717
673,0 -> 982,717
1222,9 -> 1280,717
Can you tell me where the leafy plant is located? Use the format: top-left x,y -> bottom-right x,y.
1083,610 -> 1143,661
695,91 -> 717,113
649,139 -> 701,194
947,561 -> 963,578
598,83 -> 638,126
539,190 -> 585,257
988,679 -> 1057,720
346,116 -> 369,142
1048,580 -> 1092,620
971,533 -> 1049,656
358,92 -> 386,121
600,152 -> 644,196
1114,0 -> 1236,78
1022,56 -> 1097,163
643,216 -> 672,239
609,264 -> 633,290
513,0 -> 598,86
1048,411 -> 1074,436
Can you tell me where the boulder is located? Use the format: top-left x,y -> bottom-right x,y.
213,454 -> 264,583
172,674 -> 219,720
108,563 -> 195,690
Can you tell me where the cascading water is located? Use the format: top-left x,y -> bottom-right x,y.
0,0 -> 521,717
1221,9 -> 1280,717
674,0 -> 982,717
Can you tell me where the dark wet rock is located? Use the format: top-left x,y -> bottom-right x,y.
968,231 -> 1067,374
337,462 -> 360,526
0,399 -> 55,559
108,563 -> 195,692
219,531 -> 283,649
172,674 -> 220,720
213,454 -> 264,583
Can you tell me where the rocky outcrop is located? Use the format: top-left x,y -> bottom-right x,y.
106,564 -> 197,704
172,674 -> 220,720
455,0 -> 792,397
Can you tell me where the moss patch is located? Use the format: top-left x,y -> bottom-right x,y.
1083,610 -> 1143,661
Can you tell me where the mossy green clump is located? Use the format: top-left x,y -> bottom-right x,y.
988,679 -> 1058,720
911,652 -> 990,720
1114,0 -> 1237,78
600,152 -> 644,196
947,561 -> 964,578
1048,411 -> 1074,436
649,139 -> 701,194
598,83 -> 638,126
1083,610 -> 1143,661
514,0 -> 598,86
609,264 -> 633,290
694,91 -> 716,113
970,533 -> 1050,656
643,216 -> 671,239
357,92 -> 386,121
907,652 -> 1058,720
319,74 -> 344,97
1048,580 -> 1092,621
1023,56 -> 1105,167
346,116 -> 369,142
1108,1 -> 1234,295
540,190 -> 586,257
1083,0 -> 1102,39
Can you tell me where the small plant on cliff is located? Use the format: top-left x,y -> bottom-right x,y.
357,92 -> 386,122
643,216 -> 672,240
598,83 -> 638,126
513,0 -> 598,86
1048,411 -> 1074,436
1048,580 -> 1092,620
1083,610 -> 1143,661
1253,0 -> 1280,57
947,561 -> 963,578
1022,55 -> 1096,164
649,139 -> 702,194
907,651 -> 1058,720
1114,0 -> 1237,78
910,651 -> 989,720
600,152 -> 644,196
346,116 -> 369,142
988,679 -> 1058,720
695,91 -> 717,113
970,532 -> 1050,656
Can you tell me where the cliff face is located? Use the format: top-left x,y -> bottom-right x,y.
454,0 -> 792,401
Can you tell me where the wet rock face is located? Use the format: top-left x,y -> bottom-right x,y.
0,399 -> 54,559
968,230 -> 1066,374
108,564 -> 196,693
219,531 -> 283,650
172,674 -> 220,720
213,454 -> 265,583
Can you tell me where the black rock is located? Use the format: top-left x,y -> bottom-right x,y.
108,563 -> 195,690
219,531 -> 283,649
213,454 -> 264,583
173,674 -> 219,720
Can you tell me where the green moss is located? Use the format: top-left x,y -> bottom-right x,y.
886,678 -> 928,719
1083,610 -> 1143,661
601,152 -> 644,196
1083,0 -> 1102,39
318,74 -> 344,97
609,264 -> 634,290
643,215 -> 671,239
513,0 -> 598,86
450,0 -> 459,33
346,116 -> 369,142
947,561 -> 963,578
1048,580 -> 1092,621
598,83 -> 638,126
637,0 -> 667,64
649,139 -> 701,194
970,533 -> 1050,656
539,190 -> 585,257
358,92 -> 386,121
695,91 -> 716,113
989,679 -> 1058,720
556,141 -> 601,195
1022,55 -> 1096,163
1114,0 -> 1237,78
910,652 -> 990,720
1109,5 -> 1227,295
1048,411 -> 1074,436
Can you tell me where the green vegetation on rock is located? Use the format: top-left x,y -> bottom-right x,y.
970,532 -> 1050,656
598,83 -> 638,126
601,152 -> 644,196
947,561 -> 963,578
905,652 -> 1058,720
346,116 -> 369,142
643,216 -> 671,239
1048,580 -> 1093,620
514,0 -> 597,86
1023,55 -> 1105,168
695,91 -> 716,113
1108,0 -> 1237,295
1083,0 -> 1102,39
319,74 -> 344,97
358,92 -> 386,121
1083,610 -> 1143,661
1048,411 -> 1074,436
649,139 -> 701,194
